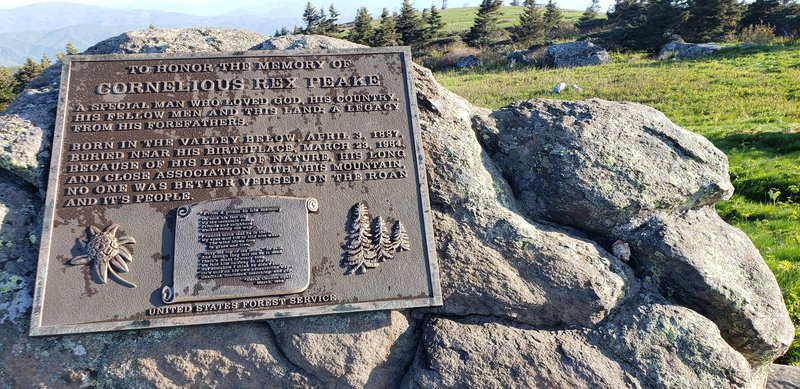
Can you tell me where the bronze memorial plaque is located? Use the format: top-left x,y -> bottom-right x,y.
29,48 -> 441,336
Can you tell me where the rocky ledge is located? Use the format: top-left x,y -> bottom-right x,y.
0,29 -> 793,388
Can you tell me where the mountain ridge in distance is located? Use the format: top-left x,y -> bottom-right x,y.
0,1 -> 304,66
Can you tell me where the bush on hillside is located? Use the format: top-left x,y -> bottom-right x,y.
577,18 -> 608,34
546,22 -> 580,41
739,23 -> 778,45
428,46 -> 483,70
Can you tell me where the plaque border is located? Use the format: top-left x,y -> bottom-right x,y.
29,47 -> 443,336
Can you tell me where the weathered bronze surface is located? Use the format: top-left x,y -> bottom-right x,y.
30,48 -> 441,335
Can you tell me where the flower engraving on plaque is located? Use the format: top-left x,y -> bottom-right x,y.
343,203 -> 410,274
66,224 -> 137,288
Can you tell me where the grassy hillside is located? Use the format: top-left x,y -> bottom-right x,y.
438,6 -> 587,33
433,43 -> 800,363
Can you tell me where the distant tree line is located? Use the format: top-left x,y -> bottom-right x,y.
465,0 -> 800,50
277,0 -> 571,49
276,0 -> 446,47
278,0 -> 800,53
0,42 -> 77,111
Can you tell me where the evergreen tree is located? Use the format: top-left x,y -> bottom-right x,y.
512,0 -> 547,45
280,27 -> 291,35
781,3 -> 800,36
618,0 -> 686,51
13,57 -> 43,94
427,5 -> 445,39
318,7 -> 329,34
372,8 -> 401,46
324,4 -> 341,34
579,0 -> 601,25
512,0 -> 520,5
65,41 -> 78,55
683,0 -> 744,41
442,0 -> 448,10
741,0 -> 781,27
292,26 -> 302,34
348,7 -> 374,45
396,0 -> 426,45
58,41 -> 79,61
302,2 -> 323,34
465,0 -> 504,47
544,0 -> 564,29
607,0 -> 647,25
40,53 -> 50,69
0,67 -> 17,111
653,0 -> 688,35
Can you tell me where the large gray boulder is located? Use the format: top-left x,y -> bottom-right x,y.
482,99 -> 734,232
482,98 -> 794,381
506,50 -> 537,68
0,31 -> 792,388
768,364 -> 800,388
83,27 -> 268,55
543,41 -> 610,68
408,296 -> 753,389
658,36 -> 722,60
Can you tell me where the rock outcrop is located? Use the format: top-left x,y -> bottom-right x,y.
0,30 -> 793,388
658,36 -> 722,60
455,55 -> 481,68
543,41 -> 610,68
767,364 -> 800,389
482,99 -> 794,375
506,50 -> 537,67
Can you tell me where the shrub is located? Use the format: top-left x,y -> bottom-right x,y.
547,22 -> 580,41
739,23 -> 778,45
512,46 -> 548,68
433,46 -> 483,70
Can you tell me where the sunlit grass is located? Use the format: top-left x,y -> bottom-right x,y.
439,6 -> 587,33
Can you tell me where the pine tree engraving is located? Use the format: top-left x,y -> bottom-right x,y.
390,220 -> 410,252
372,216 -> 394,262
344,203 -> 376,273
343,203 -> 412,274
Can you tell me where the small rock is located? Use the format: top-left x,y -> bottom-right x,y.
455,55 -> 481,68
551,82 -> 566,94
72,345 -> 87,356
571,83 -> 583,92
612,240 -> 631,262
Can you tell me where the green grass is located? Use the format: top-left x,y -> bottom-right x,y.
439,6 -> 586,33
433,43 -> 800,364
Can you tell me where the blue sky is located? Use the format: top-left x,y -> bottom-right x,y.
0,0 -> 615,16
